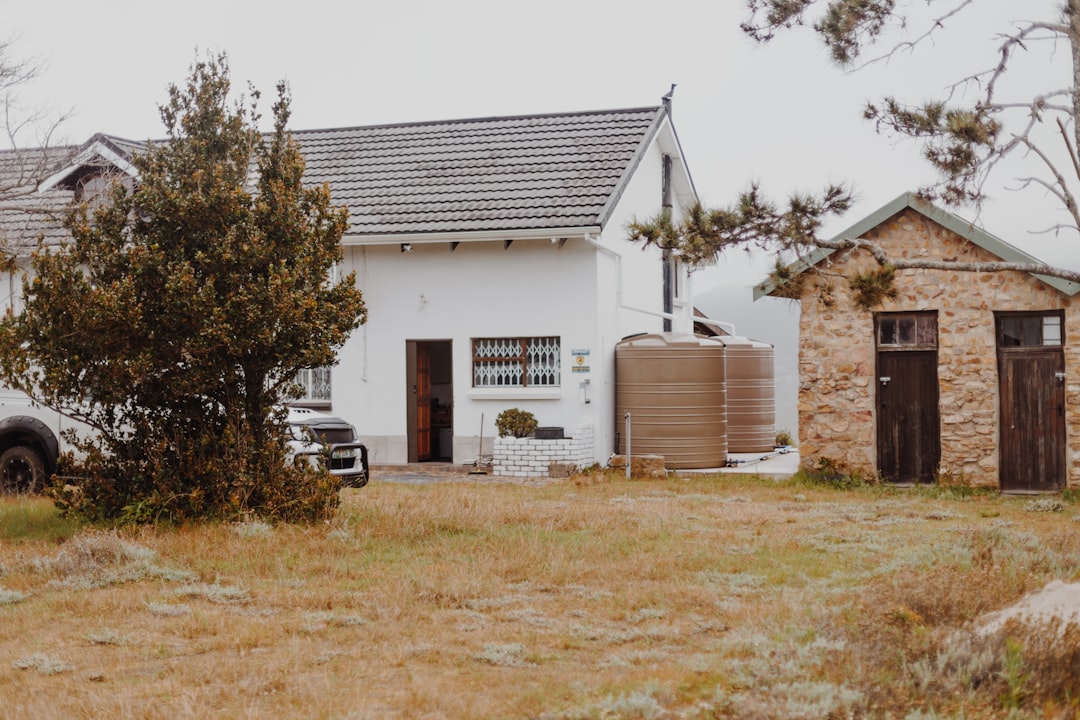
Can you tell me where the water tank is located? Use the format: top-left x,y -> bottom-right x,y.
719,336 -> 776,453
615,333 -> 727,469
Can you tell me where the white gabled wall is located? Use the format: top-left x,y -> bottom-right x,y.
330,117 -> 696,469
584,118 -> 696,458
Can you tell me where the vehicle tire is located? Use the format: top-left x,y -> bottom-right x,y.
0,446 -> 47,495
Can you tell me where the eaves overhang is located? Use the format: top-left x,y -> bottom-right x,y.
340,225 -> 602,247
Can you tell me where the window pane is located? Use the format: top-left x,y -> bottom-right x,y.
293,367 -> 332,401
898,317 -> 916,344
1000,317 -> 1023,347
879,318 -> 896,345
1021,317 -> 1041,345
916,316 -> 938,346
474,360 -> 523,387
1043,316 -> 1062,346
526,337 -> 561,386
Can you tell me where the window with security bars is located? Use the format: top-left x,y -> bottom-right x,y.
472,337 -> 561,387
293,367 -> 332,402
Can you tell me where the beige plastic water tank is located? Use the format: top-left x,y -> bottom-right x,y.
615,333 -> 727,469
719,336 -> 776,453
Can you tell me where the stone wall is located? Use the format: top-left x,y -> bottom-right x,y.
797,207 -> 1079,488
493,425 -> 595,478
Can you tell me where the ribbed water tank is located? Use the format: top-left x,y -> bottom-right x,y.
719,336 -> 776,453
615,333 -> 727,469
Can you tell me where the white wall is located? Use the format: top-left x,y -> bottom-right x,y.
334,239 -> 606,465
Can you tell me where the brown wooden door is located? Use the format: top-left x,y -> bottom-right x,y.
406,341 -> 432,462
876,350 -> 940,483
999,350 -> 1065,492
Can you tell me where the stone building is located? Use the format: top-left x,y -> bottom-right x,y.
755,193 -> 1080,491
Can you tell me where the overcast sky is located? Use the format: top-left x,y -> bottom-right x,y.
2,0 -> 1074,290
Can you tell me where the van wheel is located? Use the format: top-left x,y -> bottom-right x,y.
0,446 -> 46,494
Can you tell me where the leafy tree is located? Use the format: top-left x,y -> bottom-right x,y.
0,54 -> 367,523
631,1 -> 1080,298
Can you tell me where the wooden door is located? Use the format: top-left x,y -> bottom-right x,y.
999,350 -> 1065,492
876,350 -> 940,483
406,341 -> 432,462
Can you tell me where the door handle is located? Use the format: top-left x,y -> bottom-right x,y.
879,376 -> 891,385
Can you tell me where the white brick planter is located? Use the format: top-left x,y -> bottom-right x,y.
493,425 -> 595,478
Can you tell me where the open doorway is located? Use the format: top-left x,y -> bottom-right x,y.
405,340 -> 453,462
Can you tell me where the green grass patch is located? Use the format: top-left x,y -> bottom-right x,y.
0,497 -> 81,543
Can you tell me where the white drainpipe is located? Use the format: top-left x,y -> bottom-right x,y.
583,233 -> 678,323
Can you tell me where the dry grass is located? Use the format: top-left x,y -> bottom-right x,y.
1,474 -> 1080,719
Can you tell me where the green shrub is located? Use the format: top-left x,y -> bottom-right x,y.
495,408 -> 538,438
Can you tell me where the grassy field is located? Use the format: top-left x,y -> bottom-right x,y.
1,472 -> 1079,719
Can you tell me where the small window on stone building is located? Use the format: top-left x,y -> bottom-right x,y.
996,312 -> 1064,348
877,312 -> 938,350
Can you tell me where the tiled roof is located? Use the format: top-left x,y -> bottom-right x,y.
294,107 -> 663,236
0,106 -> 665,250
0,144 -> 80,252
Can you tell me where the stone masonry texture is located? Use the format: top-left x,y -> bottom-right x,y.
795,208 -> 1078,488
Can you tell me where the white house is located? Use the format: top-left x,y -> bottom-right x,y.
296,103 -> 697,466
0,100 -> 698,470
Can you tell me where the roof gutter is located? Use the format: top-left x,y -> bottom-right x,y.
340,226 -> 602,247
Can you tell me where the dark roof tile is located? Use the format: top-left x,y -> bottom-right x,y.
0,106 -> 663,245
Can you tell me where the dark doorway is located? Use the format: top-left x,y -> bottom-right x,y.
875,313 -> 941,483
997,313 -> 1066,492
406,340 -> 453,462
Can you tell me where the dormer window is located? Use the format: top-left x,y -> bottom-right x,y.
76,171 -> 114,205
37,135 -> 141,200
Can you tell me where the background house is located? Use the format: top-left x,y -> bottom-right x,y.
755,192 -> 1080,491
0,102 -> 698,470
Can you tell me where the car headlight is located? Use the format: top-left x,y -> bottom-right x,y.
331,447 -> 357,459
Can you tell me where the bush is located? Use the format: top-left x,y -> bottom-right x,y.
495,408 -> 537,438
50,428 -> 340,525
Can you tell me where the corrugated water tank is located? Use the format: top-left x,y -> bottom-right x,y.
615,333 -> 727,469
719,336 -> 776,453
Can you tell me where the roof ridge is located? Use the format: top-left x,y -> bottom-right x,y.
289,106 -> 662,137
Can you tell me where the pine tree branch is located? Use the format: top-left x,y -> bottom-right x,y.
815,234 -> 1080,283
